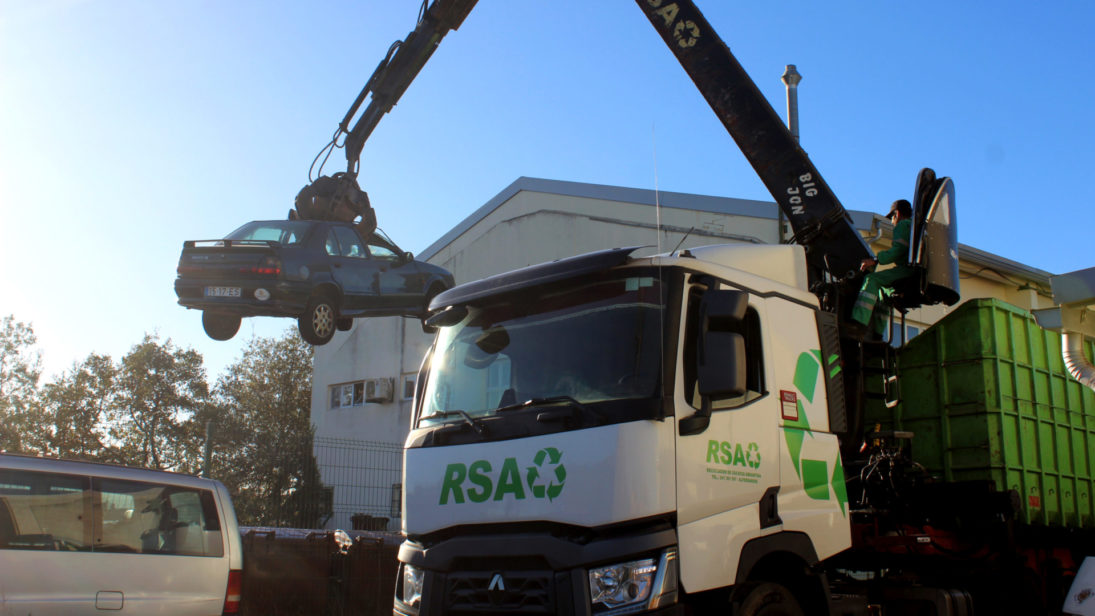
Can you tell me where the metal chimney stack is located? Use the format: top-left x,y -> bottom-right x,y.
781,64 -> 802,142
777,64 -> 802,243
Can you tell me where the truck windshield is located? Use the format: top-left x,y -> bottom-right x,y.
419,270 -> 665,428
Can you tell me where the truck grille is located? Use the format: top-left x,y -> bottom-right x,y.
446,570 -> 553,614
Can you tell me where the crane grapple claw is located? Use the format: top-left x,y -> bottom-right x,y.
294,172 -> 377,236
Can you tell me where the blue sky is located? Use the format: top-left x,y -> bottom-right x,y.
2,1 -> 1093,380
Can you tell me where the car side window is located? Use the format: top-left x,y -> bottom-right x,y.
366,241 -> 399,262
333,227 -> 366,259
325,230 -> 340,257
92,478 -> 224,557
0,468 -> 91,551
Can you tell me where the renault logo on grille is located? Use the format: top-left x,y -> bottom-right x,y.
488,573 -> 506,592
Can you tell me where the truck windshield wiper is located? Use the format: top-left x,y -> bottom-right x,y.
495,396 -> 605,423
419,409 -> 487,437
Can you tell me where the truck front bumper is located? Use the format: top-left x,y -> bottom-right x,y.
393,525 -> 681,616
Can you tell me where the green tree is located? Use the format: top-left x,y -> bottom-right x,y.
210,330 -> 329,527
111,335 -> 209,471
32,354 -> 119,459
0,315 -> 42,452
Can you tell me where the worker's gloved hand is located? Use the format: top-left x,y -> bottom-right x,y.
860,258 -> 878,272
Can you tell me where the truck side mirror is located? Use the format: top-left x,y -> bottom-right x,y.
680,289 -> 749,436
698,331 -> 747,398
702,289 -> 748,328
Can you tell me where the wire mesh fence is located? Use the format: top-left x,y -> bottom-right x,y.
237,438 -> 405,615
312,437 -> 403,532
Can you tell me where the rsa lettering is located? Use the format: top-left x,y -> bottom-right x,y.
644,1 -> 701,48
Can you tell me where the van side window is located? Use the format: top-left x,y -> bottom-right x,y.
682,283 -> 766,410
0,469 -> 91,551
93,478 -> 224,557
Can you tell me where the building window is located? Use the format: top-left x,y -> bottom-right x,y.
882,321 -> 922,347
329,381 -> 365,409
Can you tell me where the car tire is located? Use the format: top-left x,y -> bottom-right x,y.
202,312 -> 241,341
298,294 -> 338,345
336,317 -> 353,332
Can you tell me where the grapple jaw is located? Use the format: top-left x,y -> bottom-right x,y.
292,172 -> 377,237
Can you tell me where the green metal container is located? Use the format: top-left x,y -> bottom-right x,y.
877,298 -> 1095,528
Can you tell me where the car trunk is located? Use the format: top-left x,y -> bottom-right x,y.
176,240 -> 281,281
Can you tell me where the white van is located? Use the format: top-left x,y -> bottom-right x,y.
0,453 -> 243,615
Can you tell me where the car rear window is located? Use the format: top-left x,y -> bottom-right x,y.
227,221 -> 311,246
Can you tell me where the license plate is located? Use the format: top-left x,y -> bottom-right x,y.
205,286 -> 241,298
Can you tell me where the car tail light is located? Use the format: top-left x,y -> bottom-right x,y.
241,256 -> 281,276
222,569 -> 242,615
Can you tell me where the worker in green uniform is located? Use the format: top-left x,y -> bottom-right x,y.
852,199 -> 913,338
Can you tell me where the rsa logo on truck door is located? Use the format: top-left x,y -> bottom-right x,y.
439,447 -> 567,505
644,1 -> 701,48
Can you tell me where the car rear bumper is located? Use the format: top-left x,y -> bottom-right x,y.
174,279 -> 312,317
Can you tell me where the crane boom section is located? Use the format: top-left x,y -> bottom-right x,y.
342,0 -> 479,172
634,0 -> 872,282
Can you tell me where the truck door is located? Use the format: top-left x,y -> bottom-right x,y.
673,276 -> 780,590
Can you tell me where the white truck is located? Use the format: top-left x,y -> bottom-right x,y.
352,1 -> 1093,614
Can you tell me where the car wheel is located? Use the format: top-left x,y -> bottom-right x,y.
337,317 -> 353,331
298,294 -> 338,345
202,312 -> 241,341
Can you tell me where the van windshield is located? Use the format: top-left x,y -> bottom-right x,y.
419,270 -> 664,428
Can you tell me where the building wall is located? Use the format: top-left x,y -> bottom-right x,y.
309,177 -> 1055,529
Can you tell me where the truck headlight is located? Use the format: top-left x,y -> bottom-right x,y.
589,548 -> 678,614
401,563 -> 424,608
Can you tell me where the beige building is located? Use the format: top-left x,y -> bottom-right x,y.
309,176 -> 1055,530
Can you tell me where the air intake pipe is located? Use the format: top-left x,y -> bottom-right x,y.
1063,332 -> 1095,391
1033,266 -> 1095,394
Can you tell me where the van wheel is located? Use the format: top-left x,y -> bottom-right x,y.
202,312 -> 241,341
298,294 -> 338,345
731,582 -> 804,616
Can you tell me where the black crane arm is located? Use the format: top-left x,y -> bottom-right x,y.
293,0 -> 477,231
340,0 -> 479,172
633,0 -> 872,283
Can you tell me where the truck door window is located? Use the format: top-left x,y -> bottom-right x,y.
683,283 -> 765,410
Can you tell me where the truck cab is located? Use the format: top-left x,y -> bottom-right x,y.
395,244 -> 848,615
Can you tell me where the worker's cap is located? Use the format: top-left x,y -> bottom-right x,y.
887,199 -> 912,219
